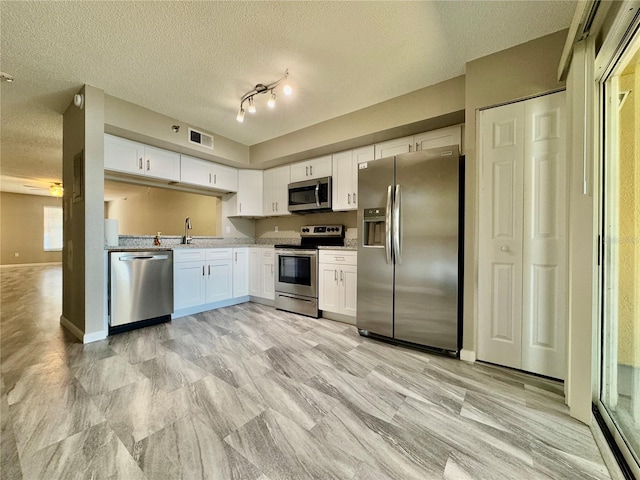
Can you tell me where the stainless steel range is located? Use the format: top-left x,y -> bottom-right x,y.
274,225 -> 344,317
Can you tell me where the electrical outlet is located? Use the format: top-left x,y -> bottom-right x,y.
14,252 -> 19,257
275,226 -> 279,233
225,226 -> 231,234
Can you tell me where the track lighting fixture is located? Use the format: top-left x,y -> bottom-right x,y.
236,69 -> 291,122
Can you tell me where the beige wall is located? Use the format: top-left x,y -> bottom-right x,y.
62,85 -> 105,339
105,186 -> 220,236
462,30 -> 568,354
0,192 -> 63,265
250,76 -> 465,166
104,95 -> 249,167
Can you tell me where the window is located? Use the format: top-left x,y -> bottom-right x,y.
43,206 -> 62,251
599,20 -> 640,475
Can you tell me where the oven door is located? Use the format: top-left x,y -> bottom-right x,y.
275,249 -> 317,297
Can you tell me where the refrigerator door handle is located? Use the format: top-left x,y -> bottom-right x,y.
385,185 -> 393,264
393,185 -> 402,264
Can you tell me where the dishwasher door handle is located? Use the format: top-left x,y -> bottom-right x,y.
119,255 -> 169,261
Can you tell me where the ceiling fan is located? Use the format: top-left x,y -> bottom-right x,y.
22,182 -> 63,197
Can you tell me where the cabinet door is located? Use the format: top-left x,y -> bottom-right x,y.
104,134 -> 144,175
180,155 -> 211,187
237,170 -> 263,216
307,155 -> 332,179
414,126 -> 461,152
144,145 -> 181,181
332,151 -> 355,211
290,156 -> 332,182
174,261 -> 205,310
351,145 -> 373,208
374,136 -> 413,159
340,264 -> 357,317
232,248 -> 249,297
211,163 -> 238,192
318,263 -> 340,313
260,250 -> 275,300
205,260 -> 233,303
263,165 -> 290,216
249,249 -> 261,296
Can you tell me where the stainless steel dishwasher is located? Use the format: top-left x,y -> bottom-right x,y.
109,250 -> 173,332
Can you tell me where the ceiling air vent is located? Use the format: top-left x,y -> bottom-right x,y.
188,128 -> 214,150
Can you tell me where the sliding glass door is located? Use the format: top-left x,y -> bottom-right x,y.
599,23 -> 640,475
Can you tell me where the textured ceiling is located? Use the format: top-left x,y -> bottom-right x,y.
0,1 -> 575,196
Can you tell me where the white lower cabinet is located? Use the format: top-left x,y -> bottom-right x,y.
318,250 -> 357,317
205,249 -> 233,303
174,249 -> 206,310
174,247 -> 248,315
249,248 -> 275,301
232,248 -> 249,297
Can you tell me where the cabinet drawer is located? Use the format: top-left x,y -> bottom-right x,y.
206,248 -> 233,260
319,250 -> 357,265
262,248 -> 274,259
173,249 -> 205,263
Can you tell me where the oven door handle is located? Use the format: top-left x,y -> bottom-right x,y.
315,180 -> 321,207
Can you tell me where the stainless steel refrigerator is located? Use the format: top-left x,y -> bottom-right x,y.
357,145 -> 462,353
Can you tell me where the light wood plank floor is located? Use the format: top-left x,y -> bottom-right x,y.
1,265 -> 611,479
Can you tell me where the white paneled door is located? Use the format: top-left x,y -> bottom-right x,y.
477,91 -> 567,380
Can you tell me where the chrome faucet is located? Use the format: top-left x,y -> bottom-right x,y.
182,216 -> 192,244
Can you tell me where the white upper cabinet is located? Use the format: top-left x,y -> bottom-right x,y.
374,126 -> 462,159
181,155 -> 238,192
104,134 -> 180,182
374,135 -> 413,159
290,155 -> 332,182
263,165 -> 291,216
414,126 -> 461,152
331,145 -> 373,211
232,170 -> 263,217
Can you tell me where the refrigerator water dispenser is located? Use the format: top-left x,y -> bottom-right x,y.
362,208 -> 386,247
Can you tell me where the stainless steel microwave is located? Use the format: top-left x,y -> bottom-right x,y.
287,176 -> 332,213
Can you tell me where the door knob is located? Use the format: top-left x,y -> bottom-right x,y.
501,246 -> 509,252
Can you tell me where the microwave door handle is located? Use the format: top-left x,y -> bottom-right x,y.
315,180 -> 321,206
385,185 -> 392,264
393,185 -> 401,264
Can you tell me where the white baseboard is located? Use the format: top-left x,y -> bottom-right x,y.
84,330 -> 108,343
60,315 -> 107,344
460,349 -> 476,362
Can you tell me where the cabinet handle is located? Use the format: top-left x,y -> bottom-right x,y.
271,265 -> 273,274
214,174 -> 217,184
239,202 -> 242,213
347,193 -> 351,204
139,158 -> 143,170
340,270 -> 344,282
275,201 -> 278,211
209,173 -> 212,184
203,265 -> 205,276
353,193 -> 357,204
306,166 -> 309,176
272,202 -> 275,212
208,265 -> 211,275
146,159 -> 150,171
416,142 -> 419,152
310,165 -> 313,176
235,252 -> 237,262
408,144 -> 412,152
334,256 -> 345,261
334,270 -> 338,282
